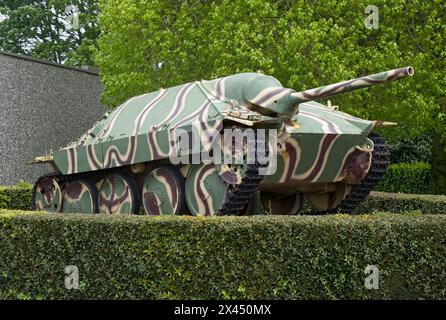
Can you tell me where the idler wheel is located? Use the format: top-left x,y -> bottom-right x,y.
142,165 -> 186,215
61,180 -> 98,214
98,173 -> 140,214
185,164 -> 228,216
260,192 -> 303,215
32,175 -> 62,213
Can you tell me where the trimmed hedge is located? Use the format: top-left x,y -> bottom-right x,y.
375,162 -> 432,194
0,210 -> 445,299
0,186 -> 33,211
357,192 -> 446,215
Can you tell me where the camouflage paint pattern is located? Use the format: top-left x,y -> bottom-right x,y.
61,181 -> 95,213
98,174 -> 135,214
142,166 -> 181,215
44,67 -> 413,190
262,102 -> 375,186
34,177 -> 62,212
53,82 -> 225,175
290,67 -> 414,106
185,164 -> 227,216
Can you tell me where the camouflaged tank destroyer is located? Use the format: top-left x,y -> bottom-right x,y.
30,66 -> 414,216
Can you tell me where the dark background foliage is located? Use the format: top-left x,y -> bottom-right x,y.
388,135 -> 432,164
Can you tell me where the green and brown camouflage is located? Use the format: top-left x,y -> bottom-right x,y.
98,173 -> 138,214
289,66 -> 414,110
142,165 -> 184,215
31,66 -> 414,215
62,180 -> 96,213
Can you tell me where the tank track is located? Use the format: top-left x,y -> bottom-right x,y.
218,133 -> 268,215
326,132 -> 390,214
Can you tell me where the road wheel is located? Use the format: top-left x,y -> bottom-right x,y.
32,175 -> 62,213
185,164 -> 228,216
141,165 -> 186,215
61,179 -> 98,214
98,173 -> 140,214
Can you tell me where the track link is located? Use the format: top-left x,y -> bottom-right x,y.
218,134 -> 268,215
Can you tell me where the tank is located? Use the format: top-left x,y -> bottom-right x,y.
30,66 -> 414,216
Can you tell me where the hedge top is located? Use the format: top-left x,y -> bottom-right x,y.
370,192 -> 446,203
2,209 -> 445,226
1,209 -> 445,299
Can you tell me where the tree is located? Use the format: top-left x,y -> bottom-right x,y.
96,0 -> 445,193
0,0 -> 99,65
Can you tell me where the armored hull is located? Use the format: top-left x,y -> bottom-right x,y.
31,67 -> 413,215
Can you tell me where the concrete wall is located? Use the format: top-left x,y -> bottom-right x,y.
0,51 -> 107,185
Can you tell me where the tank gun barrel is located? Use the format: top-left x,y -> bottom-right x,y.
290,66 -> 414,108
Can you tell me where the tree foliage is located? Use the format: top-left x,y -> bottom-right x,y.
96,0 -> 446,193
0,0 -> 99,65
97,0 -> 445,138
